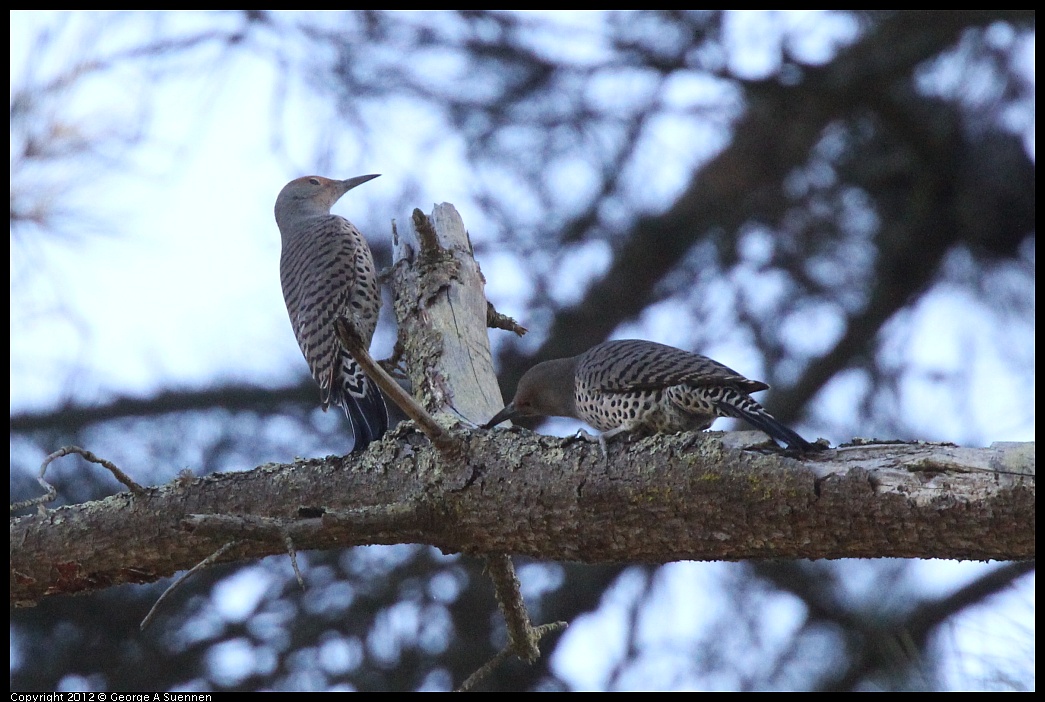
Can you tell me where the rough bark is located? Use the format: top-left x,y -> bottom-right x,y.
10,431 -> 1035,606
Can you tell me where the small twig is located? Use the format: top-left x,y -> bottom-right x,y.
9,478 -> 56,514
485,553 -> 540,663
335,316 -> 461,455
182,504 -> 427,591
318,502 -> 426,533
467,554 -> 569,689
458,551 -> 564,690
11,445 -> 146,514
457,621 -> 568,692
283,532 -> 305,591
181,514 -> 307,589
457,643 -> 514,692
47,446 -> 146,494
486,301 -> 528,336
183,513 -> 309,540
140,541 -> 240,631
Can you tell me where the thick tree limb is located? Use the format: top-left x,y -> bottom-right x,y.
10,434 -> 1034,606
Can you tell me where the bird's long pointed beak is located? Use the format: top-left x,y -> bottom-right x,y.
483,402 -> 518,429
341,174 -> 381,192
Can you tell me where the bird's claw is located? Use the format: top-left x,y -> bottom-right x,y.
561,429 -> 613,461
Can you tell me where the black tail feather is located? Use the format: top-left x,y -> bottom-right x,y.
715,399 -> 815,451
341,375 -> 388,452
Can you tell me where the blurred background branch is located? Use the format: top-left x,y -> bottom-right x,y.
10,10 -> 1034,692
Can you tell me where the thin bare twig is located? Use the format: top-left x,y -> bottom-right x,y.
487,301 -> 528,336
283,532 -> 305,591
140,541 -> 240,631
457,621 -> 568,692
11,445 -> 146,514
486,554 -> 541,663
459,553 -> 568,689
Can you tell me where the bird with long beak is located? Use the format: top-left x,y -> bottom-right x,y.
485,339 -> 817,455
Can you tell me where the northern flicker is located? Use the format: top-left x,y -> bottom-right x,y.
276,174 -> 388,452
485,339 -> 816,451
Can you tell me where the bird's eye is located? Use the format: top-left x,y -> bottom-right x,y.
308,178 -> 320,185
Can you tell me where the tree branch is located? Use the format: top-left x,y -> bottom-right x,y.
10,434 -> 1034,606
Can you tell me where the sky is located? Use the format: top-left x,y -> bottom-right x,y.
10,11 -> 1034,691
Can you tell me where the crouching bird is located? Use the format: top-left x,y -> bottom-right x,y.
485,339 -> 818,453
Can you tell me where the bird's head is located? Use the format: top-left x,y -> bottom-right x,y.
484,356 -> 580,428
274,174 -> 380,233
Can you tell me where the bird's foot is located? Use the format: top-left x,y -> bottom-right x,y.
378,358 -> 408,380
562,428 -> 600,446
378,341 -> 408,380
562,428 -> 617,461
